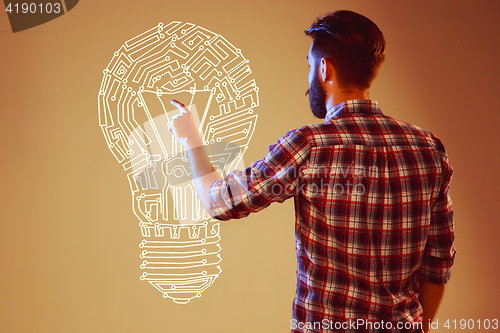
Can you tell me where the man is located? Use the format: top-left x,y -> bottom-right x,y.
167,10 -> 455,333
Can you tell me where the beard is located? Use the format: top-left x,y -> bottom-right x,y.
307,69 -> 328,119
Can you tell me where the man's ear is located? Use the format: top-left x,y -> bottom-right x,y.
319,58 -> 335,82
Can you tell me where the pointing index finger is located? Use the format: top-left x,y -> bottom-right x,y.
170,99 -> 190,113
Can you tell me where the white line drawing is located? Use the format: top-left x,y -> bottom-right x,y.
98,22 -> 259,304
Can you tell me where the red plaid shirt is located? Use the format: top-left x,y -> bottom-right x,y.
209,100 -> 455,332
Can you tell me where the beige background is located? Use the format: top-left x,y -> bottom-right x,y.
1,0 -> 499,332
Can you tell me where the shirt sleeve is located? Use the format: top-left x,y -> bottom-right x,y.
420,148 -> 456,284
208,128 -> 310,221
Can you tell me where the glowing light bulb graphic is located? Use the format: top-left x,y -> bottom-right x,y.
98,21 -> 259,304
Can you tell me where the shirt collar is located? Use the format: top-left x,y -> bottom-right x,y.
325,99 -> 383,122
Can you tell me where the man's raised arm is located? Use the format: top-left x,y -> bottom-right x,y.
167,99 -> 222,216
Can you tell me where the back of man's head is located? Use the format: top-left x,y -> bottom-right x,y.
305,10 -> 386,91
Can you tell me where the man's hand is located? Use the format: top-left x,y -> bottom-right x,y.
167,99 -> 222,216
168,99 -> 203,149
419,279 -> 447,332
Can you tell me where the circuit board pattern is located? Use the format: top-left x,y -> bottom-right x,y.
98,22 -> 259,303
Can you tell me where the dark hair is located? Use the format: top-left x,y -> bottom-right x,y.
305,10 -> 386,90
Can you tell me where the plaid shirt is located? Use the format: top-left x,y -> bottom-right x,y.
209,100 -> 455,332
